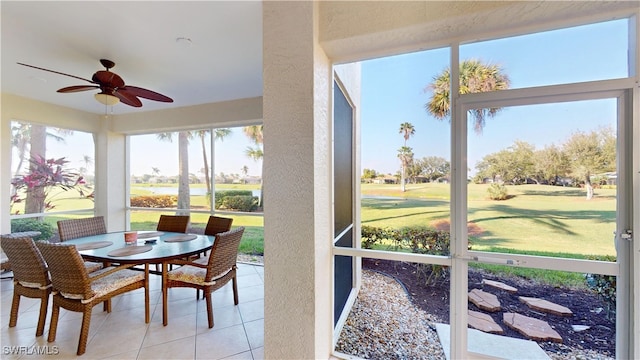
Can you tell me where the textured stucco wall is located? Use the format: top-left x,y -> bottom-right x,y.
320,1 -> 640,63
263,1 -> 332,358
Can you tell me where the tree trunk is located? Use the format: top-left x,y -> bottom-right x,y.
177,132 -> 190,215
200,134 -> 211,199
25,125 -> 46,215
585,175 -> 594,200
400,164 -> 406,192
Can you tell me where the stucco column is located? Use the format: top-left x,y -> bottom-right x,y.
263,2 -> 332,358
94,116 -> 127,232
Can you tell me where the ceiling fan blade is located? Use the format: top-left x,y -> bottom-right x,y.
57,85 -> 100,93
120,86 -> 173,103
17,62 -> 95,84
93,70 -> 125,88
113,90 -> 142,107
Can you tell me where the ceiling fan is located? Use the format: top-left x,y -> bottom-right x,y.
17,59 -> 173,107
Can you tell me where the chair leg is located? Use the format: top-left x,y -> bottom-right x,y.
232,275 -> 239,305
162,264 -> 168,326
103,299 -> 111,313
36,293 -> 49,337
144,263 -> 150,324
77,307 -> 92,356
205,291 -> 214,328
9,292 -> 20,328
47,301 -> 60,343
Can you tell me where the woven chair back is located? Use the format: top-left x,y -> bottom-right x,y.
36,242 -> 93,300
204,216 -> 233,236
157,215 -> 190,233
206,227 -> 245,281
0,236 -> 49,286
57,216 -> 107,242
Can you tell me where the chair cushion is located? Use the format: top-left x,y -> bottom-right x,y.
84,262 -> 103,273
59,268 -> 144,304
15,280 -> 51,290
167,265 -> 231,286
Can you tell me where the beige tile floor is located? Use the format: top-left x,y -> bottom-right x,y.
0,263 -> 264,359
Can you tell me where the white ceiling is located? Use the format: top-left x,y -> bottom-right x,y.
1,1 -> 263,115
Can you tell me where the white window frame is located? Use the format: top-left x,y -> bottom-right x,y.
332,14 -> 639,359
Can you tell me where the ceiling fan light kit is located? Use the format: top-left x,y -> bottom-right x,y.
17,59 -> 173,108
94,93 -> 120,106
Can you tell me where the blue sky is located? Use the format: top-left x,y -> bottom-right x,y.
27,19 -> 628,179
360,19 -> 628,176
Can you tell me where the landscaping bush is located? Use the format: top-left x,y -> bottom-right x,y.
219,195 -> 258,212
10,219 -> 55,240
487,183 -> 509,200
361,225 -> 400,250
130,195 -> 177,208
215,190 -> 258,212
585,254 -> 616,319
361,225 -> 454,286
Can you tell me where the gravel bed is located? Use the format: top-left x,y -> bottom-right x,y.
335,270 -> 613,360
335,270 -> 446,359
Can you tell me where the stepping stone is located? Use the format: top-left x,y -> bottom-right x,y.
468,288 -> 501,312
572,325 -> 590,332
519,296 -> 573,316
482,279 -> 518,293
503,312 -> 563,343
468,310 -> 504,334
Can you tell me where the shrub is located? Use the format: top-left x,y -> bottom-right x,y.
361,225 -> 455,286
214,190 -> 258,212
10,219 -> 55,240
361,225 -> 399,250
585,255 -> 616,319
487,183 -> 509,200
219,195 -> 258,212
130,195 -> 177,208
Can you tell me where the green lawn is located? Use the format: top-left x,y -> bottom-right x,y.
362,182 -> 616,257
14,182 -> 616,262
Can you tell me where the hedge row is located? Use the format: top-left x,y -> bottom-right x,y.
215,191 -> 258,212
10,219 -> 55,240
130,195 -> 177,208
361,225 -> 453,286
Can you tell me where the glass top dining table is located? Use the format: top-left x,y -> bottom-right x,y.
63,231 -> 214,271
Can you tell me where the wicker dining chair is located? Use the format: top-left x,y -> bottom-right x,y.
193,215 -> 233,259
56,216 -> 107,273
57,216 -> 107,241
156,215 -> 190,233
194,215 -> 234,298
156,215 -> 190,271
162,227 -> 245,328
0,235 -> 51,337
36,241 -> 149,356
1,231 -> 43,279
204,216 -> 234,236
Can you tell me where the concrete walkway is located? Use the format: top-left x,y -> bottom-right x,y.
435,323 -> 550,360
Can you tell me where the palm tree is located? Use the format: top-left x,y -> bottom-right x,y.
398,122 -> 415,192
241,165 -> 249,184
195,128 -> 232,199
243,125 -> 263,207
425,59 -> 510,134
157,132 -> 192,215
397,146 -> 414,192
